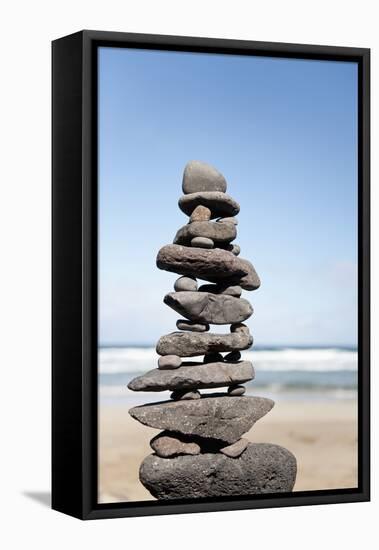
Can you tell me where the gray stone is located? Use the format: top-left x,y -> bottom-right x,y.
157,244 -> 260,291
179,192 -> 240,219
174,221 -> 236,245
171,390 -> 201,400
198,283 -> 242,298
176,319 -> 209,332
127,361 -> 254,392
224,350 -> 242,362
174,276 -> 198,292
163,291 -> 253,325
230,244 -> 240,256
203,352 -> 224,363
231,322 -> 250,335
217,216 -> 238,225
190,205 -> 211,223
228,385 -> 246,396
158,355 -> 182,370
150,432 -> 201,457
182,161 -> 227,194
220,438 -> 249,458
140,442 -> 296,499
156,328 -> 252,357
129,395 -> 273,444
191,236 -> 214,249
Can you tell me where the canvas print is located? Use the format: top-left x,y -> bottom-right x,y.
98,47 -> 358,503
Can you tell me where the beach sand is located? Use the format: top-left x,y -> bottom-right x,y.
98,399 -> 358,503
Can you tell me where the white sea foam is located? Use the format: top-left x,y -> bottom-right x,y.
99,346 -> 357,374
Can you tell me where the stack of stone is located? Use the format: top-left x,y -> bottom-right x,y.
128,161 -> 297,499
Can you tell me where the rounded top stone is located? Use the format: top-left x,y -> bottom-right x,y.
182,161 -> 227,194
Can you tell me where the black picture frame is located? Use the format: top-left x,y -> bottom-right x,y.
52,29 -> 370,520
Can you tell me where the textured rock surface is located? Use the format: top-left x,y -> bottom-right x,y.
174,276 -> 198,292
191,236 -> 214,249
190,205 -> 211,222
156,329 -> 253,357
158,355 -> 182,369
157,244 -> 260,290
129,396 -> 274,443
220,438 -> 249,458
179,192 -> 240,218
176,319 -> 209,332
182,161 -> 227,194
198,283 -> 242,297
140,443 -> 297,499
150,431 -> 201,457
217,216 -> 238,225
228,385 -> 246,396
127,361 -> 254,392
174,221 -> 236,245
164,291 -> 253,325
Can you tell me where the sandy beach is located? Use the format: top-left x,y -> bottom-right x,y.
98,398 -> 358,503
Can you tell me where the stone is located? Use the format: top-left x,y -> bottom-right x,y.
140,442 -> 296,499
203,352 -> 224,363
127,361 -> 254,392
231,322 -> 250,335
158,355 -> 182,370
157,244 -> 260,291
171,390 -> 201,400
182,160 -> 227,194
150,431 -> 201,457
174,221 -> 236,245
174,276 -> 198,292
191,236 -> 214,249
190,205 -> 211,223
129,395 -> 274,444
163,291 -> 253,325
176,319 -> 209,332
179,192 -> 240,219
230,244 -> 240,256
198,283 -> 242,297
228,385 -> 246,396
224,350 -> 242,362
156,329 -> 253,357
220,437 -> 249,458
217,216 -> 238,225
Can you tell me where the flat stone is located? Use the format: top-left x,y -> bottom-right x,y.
191,236 -> 214,249
174,276 -> 198,292
220,438 -> 249,458
228,385 -> 246,396
156,329 -> 253,357
127,361 -> 254,392
203,352 -> 224,363
176,319 -> 209,332
224,350 -> 242,362
174,221 -> 236,245
129,395 -> 273,444
179,192 -> 240,219
217,216 -> 238,225
150,432 -> 201,457
157,244 -> 260,291
158,355 -> 182,370
198,283 -> 242,297
139,442 -> 296,499
182,161 -> 227,194
190,205 -> 211,223
171,390 -> 201,400
164,291 -> 253,325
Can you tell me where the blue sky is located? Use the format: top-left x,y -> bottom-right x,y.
98,47 -> 358,347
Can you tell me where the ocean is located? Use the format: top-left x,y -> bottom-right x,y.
98,345 -> 358,406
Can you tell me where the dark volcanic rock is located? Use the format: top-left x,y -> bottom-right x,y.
174,221 -> 236,245
179,192 -> 240,219
157,244 -> 260,291
182,161 -> 227,194
129,395 -> 273,443
164,291 -> 253,325
203,352 -> 224,363
156,329 -> 253,357
176,319 -> 209,332
127,361 -> 254,392
140,442 -> 297,499
150,431 -> 201,457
